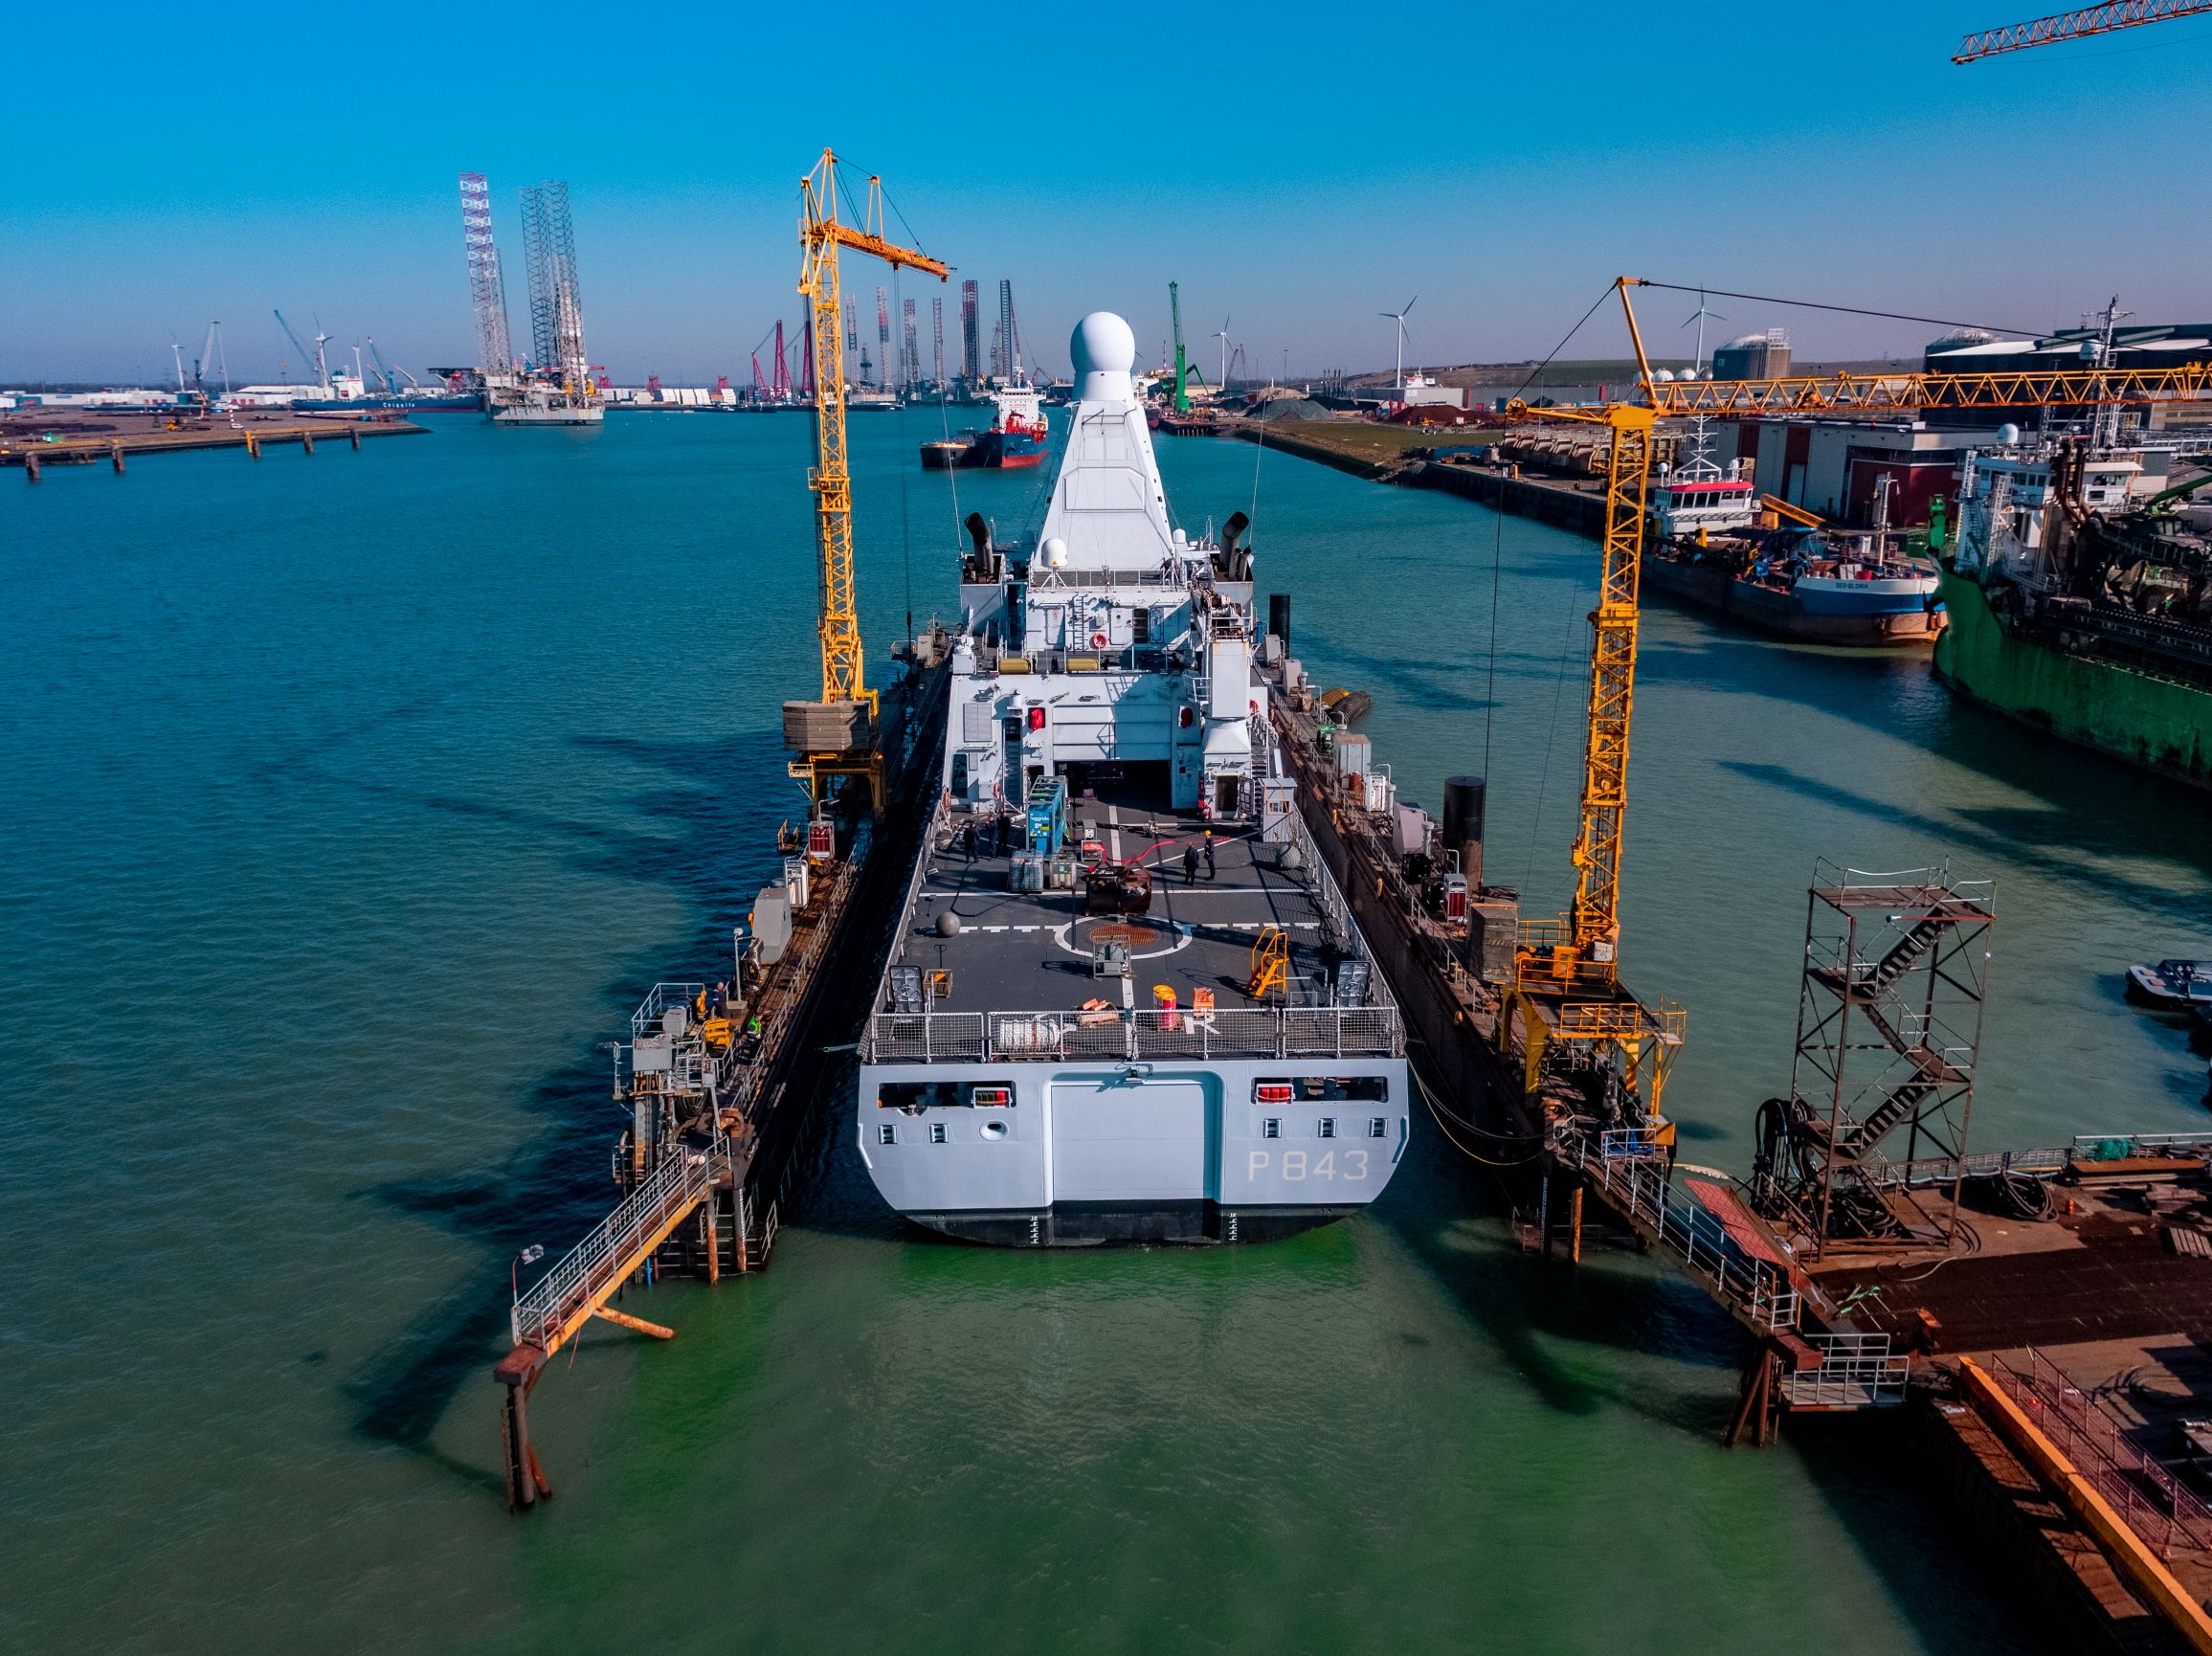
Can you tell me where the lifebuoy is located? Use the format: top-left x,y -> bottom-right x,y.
1091,631 -> 1108,648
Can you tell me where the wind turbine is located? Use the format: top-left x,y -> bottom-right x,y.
1682,289 -> 1726,374
1380,297 -> 1417,393
1215,316 -> 1231,391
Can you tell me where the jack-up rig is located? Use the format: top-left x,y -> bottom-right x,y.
488,151 -> 953,1512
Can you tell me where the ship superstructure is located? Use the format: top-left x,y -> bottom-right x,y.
857,311 -> 1409,1245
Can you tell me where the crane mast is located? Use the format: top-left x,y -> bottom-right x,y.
792,148 -> 948,807
1170,280 -> 1191,414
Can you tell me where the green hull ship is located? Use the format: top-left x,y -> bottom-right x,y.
1933,565 -> 2211,789
1937,439 -> 2212,791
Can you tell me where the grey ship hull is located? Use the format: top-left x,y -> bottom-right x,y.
854,307 -> 1409,1245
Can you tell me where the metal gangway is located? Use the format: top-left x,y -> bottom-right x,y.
1552,1125 -> 1910,1429
509,1136 -> 732,1356
494,1135 -> 733,1510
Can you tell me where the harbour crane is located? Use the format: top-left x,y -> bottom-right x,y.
1169,281 -> 1192,413
366,336 -> 404,395
194,321 -> 230,397
273,309 -> 330,393
1500,277 -> 2212,1139
1954,0 -> 2212,60
791,147 -> 948,808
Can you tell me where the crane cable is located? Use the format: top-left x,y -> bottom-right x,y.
1410,1064 -> 1542,1168
1633,281 -> 2043,342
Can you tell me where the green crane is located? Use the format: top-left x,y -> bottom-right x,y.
1170,280 -> 1191,413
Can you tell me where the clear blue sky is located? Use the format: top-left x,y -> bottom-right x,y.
7,0 -> 2210,385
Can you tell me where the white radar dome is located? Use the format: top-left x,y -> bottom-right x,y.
1997,422 -> 2022,444
1043,535 -> 1069,567
1071,311 -> 1138,399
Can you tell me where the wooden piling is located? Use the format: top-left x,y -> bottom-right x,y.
301,431 -> 314,456
24,454 -> 39,482
110,444 -> 125,474
1569,1184 -> 1584,1265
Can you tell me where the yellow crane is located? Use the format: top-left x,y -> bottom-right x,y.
789,148 -> 948,806
1954,0 -> 2212,62
1501,278 -> 2212,1131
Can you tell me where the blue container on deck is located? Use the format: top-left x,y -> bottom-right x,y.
1025,775 -> 1068,855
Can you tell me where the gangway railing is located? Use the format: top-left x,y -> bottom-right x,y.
1781,1334 -> 1910,1408
510,1137 -> 728,1355
1556,1128 -> 1799,1335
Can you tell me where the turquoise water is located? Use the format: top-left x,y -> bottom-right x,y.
6,412 -> 2207,1654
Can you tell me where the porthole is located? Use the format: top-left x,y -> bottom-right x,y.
981,1121 -> 1008,1140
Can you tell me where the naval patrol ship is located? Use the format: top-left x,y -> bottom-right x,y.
857,311 -> 1409,1245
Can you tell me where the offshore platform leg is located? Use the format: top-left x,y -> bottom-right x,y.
494,1345 -> 551,1512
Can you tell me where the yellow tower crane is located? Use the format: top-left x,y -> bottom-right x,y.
788,148 -> 948,807
1501,277 -> 2212,1136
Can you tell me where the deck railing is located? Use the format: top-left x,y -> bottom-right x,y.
1992,1349 -> 2212,1557
863,1003 -> 1403,1064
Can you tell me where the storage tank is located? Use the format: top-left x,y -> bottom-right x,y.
1442,775 -> 1486,888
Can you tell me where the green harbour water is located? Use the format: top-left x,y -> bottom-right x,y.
6,410 -> 2211,1654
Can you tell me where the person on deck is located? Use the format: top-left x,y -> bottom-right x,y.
1182,842 -> 1199,885
1203,831 -> 1217,882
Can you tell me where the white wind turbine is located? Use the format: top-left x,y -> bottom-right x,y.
1380,297 -> 1417,393
1215,316 -> 1231,391
1682,289 -> 1726,375
1679,289 -> 1729,479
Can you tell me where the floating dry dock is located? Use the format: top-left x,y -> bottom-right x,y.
1259,629 -> 2212,1654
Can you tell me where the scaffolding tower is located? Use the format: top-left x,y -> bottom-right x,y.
960,280 -> 980,382
1754,862 -> 1995,1256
